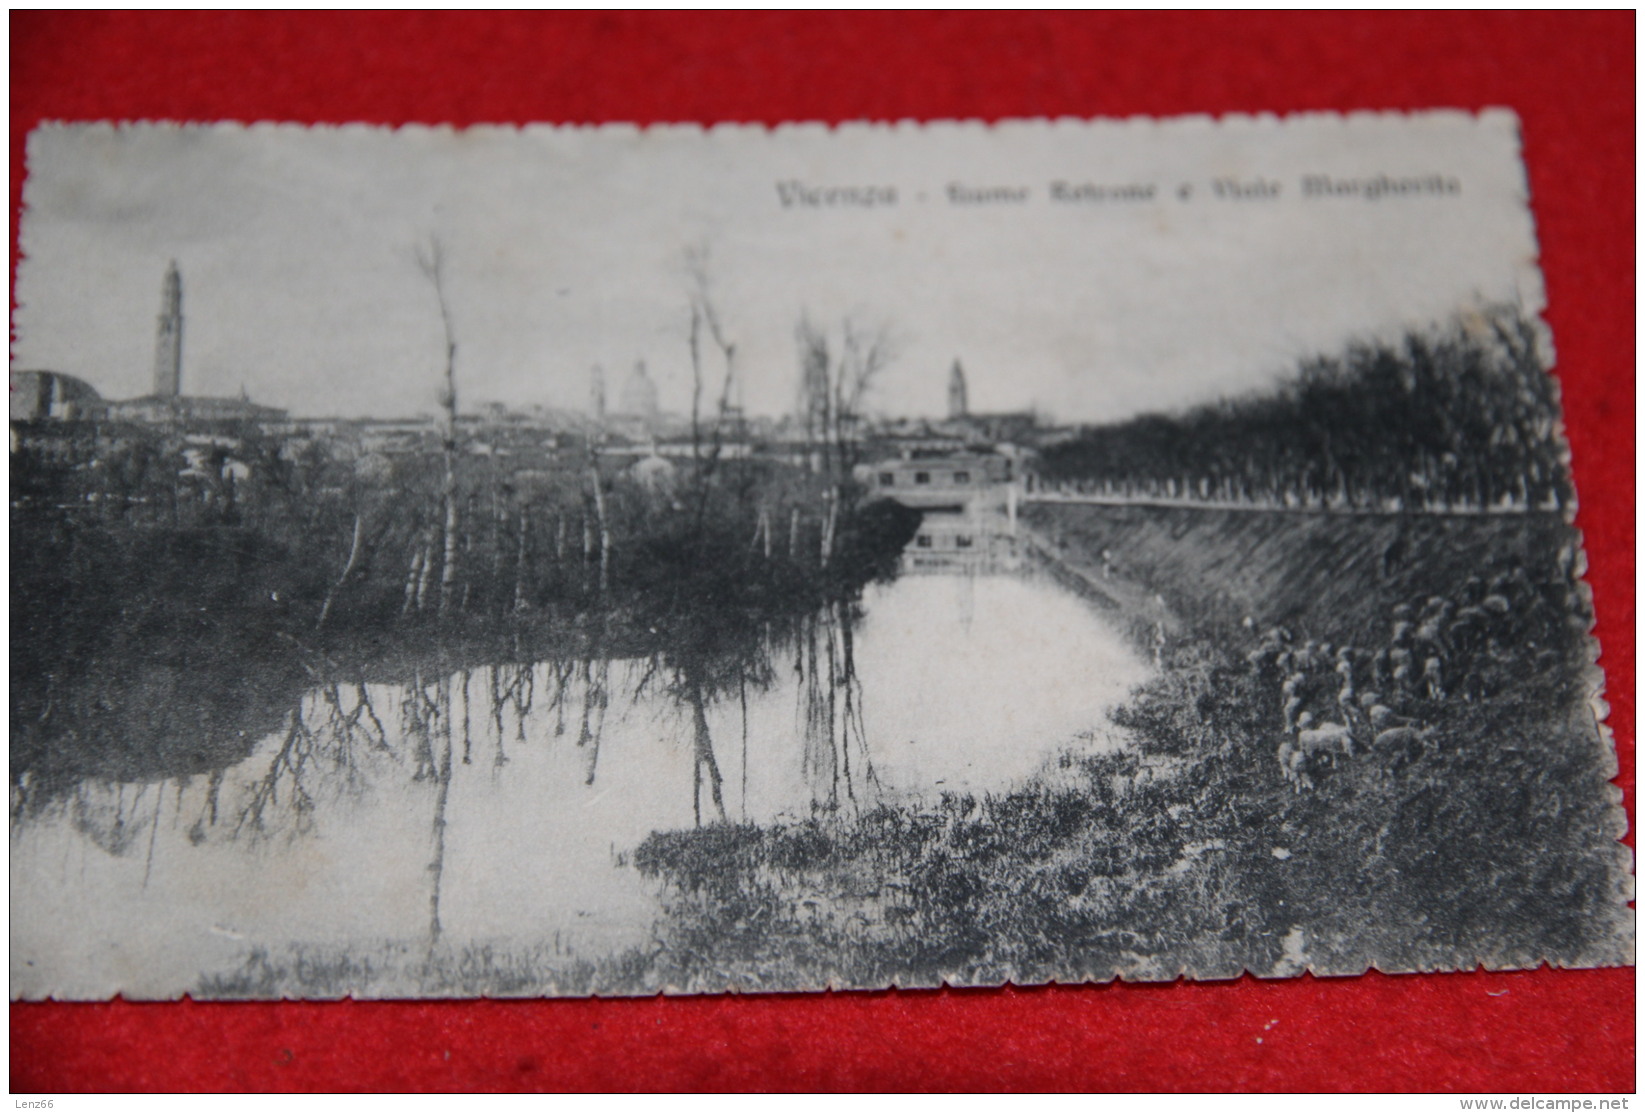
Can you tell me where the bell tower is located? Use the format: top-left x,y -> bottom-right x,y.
152,261 -> 183,399
947,359 -> 969,420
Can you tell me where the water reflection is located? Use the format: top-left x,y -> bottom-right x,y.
901,474 -> 1023,577
12,518 -> 1148,998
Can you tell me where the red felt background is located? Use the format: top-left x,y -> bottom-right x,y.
8,11 -> 1634,1094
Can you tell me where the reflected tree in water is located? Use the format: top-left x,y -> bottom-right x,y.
234,671 -> 396,841
794,598 -> 880,817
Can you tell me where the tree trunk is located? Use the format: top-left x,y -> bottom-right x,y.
417,234 -> 461,615
820,491 -> 838,567
317,512 -> 365,629
415,532 -> 435,612
438,454 -> 459,613
512,503 -> 530,612
402,542 -> 425,615
589,463 -> 612,594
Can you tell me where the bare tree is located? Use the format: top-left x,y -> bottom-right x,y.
796,315 -> 831,472
415,236 -> 462,614
795,313 -> 892,480
684,244 -> 736,427
833,318 -> 892,476
794,314 -> 894,563
683,244 -> 742,531
685,243 -> 739,446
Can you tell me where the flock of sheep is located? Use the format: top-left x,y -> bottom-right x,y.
1246,547 -> 1582,792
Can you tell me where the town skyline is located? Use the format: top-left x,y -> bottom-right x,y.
13,116 -> 1540,423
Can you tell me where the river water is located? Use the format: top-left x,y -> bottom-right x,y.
11,525 -> 1147,998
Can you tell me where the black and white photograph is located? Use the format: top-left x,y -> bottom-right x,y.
10,112 -> 1632,999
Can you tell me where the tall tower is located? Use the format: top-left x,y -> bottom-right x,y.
947,359 -> 969,420
152,261 -> 183,399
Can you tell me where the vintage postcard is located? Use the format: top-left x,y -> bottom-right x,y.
10,113 -> 1632,999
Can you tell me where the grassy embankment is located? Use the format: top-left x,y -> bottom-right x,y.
621,502 -> 1630,993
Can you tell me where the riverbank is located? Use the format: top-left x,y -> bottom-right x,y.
1019,502 -> 1587,644
596,504 -> 1630,991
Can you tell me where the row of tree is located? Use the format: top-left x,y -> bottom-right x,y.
1038,308 -> 1574,513
13,233 -> 907,635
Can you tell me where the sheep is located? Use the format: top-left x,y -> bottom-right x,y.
1423,655 -> 1446,700
1414,607 -> 1453,663
1334,648 -> 1358,707
1282,695 -> 1306,731
1246,626 -> 1292,676
1276,738 -> 1317,792
1365,701 -> 1420,734
1370,647 -> 1392,689
1370,725 -> 1433,773
1389,647 -> 1416,697
1276,713 -> 1359,791
1449,604 -> 1490,646
1296,713 -> 1358,759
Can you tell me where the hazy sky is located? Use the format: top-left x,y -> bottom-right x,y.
13,112 -> 1541,423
